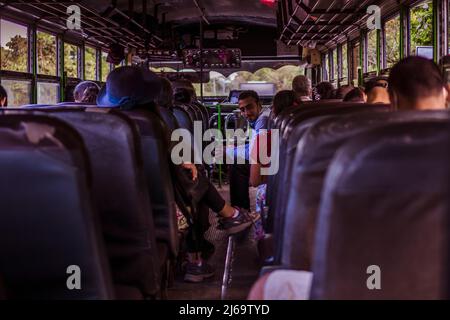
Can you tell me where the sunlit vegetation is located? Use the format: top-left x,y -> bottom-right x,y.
367,29 -> 378,72
37,31 -> 57,76
410,1 -> 433,56
64,43 -> 78,78
385,16 -> 401,68
85,46 -> 97,80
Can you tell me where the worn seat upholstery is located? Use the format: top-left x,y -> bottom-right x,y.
0,114 -> 114,299
311,121 -> 450,299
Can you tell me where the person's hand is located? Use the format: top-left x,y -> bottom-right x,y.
181,163 -> 198,181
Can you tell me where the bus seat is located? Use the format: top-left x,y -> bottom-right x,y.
311,121 -> 450,299
121,109 -> 179,260
281,111 -> 450,272
47,110 -> 161,299
173,106 -> 194,133
159,107 -> 180,132
0,114 -> 114,299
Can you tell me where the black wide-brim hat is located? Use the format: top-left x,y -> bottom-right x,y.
97,66 -> 162,109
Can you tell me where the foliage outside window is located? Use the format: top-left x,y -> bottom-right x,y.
64,43 -> 78,78
324,53 -> 330,80
37,82 -> 59,104
37,31 -> 57,76
191,66 -> 304,97
385,16 -> 401,68
85,46 -> 97,80
0,19 -> 28,73
367,29 -> 378,72
101,51 -> 110,82
410,1 -> 433,57
333,50 -> 338,80
1,79 -> 31,106
341,43 -> 348,81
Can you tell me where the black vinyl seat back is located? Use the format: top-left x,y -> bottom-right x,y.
267,104 -> 389,236
311,121 -> 450,300
122,109 -> 179,259
159,107 -> 180,132
282,110 -> 450,271
192,101 -> 210,130
0,114 -> 113,299
173,106 -> 194,133
47,110 -> 160,298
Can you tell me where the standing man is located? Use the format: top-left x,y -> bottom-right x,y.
228,90 -> 269,210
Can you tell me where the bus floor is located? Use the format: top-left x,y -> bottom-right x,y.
168,185 -> 260,300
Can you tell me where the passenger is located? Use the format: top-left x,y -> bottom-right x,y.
250,90 -> 295,242
228,90 -> 269,211
365,78 -> 390,104
158,77 -> 174,110
389,56 -> 448,110
96,66 -> 255,282
343,87 -> 366,103
0,85 -> 7,107
335,85 -> 354,100
292,75 -> 313,102
172,79 -> 197,104
314,82 -> 334,101
73,81 -> 100,104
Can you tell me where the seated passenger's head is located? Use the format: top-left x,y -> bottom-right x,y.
335,85 -> 355,100
0,85 -> 7,107
389,56 -> 448,110
365,78 -> 390,104
172,79 -> 196,104
73,81 -> 100,103
158,77 -> 174,109
343,87 -> 366,103
272,90 -> 296,117
292,75 -> 312,101
238,90 -> 262,121
97,66 -> 162,109
315,82 -> 334,100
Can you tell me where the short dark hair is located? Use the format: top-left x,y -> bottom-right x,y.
343,87 -> 365,102
365,77 -> 388,95
0,85 -> 7,106
315,82 -> 335,100
272,90 -> 296,116
388,57 -> 446,105
335,85 -> 355,100
239,90 -> 260,103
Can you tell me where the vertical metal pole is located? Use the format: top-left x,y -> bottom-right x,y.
30,25 -> 38,104
400,5 -> 406,60
217,103 -> 222,188
376,28 -> 381,75
433,0 -> 439,63
359,33 -> 364,86
58,36 -> 65,102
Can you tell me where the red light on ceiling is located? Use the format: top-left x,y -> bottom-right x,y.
260,0 -> 277,8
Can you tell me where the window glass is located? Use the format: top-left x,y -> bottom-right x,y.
352,43 -> 360,85
101,51 -> 110,82
37,82 -> 59,104
0,19 -> 28,73
410,1 -> 433,58
85,46 -> 97,80
1,79 -> 31,106
333,50 -> 338,80
37,31 -> 57,76
367,29 -> 378,72
342,43 -> 348,81
385,16 -> 401,68
64,43 -> 78,78
324,53 -> 330,81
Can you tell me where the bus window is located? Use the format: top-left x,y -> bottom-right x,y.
410,0 -> 433,58
352,42 -> 360,85
37,82 -> 59,104
367,29 -> 378,72
385,16 -> 401,68
37,31 -> 57,76
101,51 -> 110,82
0,19 -> 28,73
1,79 -> 31,106
341,43 -> 348,84
85,46 -> 97,81
324,53 -> 329,81
333,49 -> 338,81
64,43 -> 79,78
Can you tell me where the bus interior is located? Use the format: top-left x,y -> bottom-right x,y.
0,0 -> 450,300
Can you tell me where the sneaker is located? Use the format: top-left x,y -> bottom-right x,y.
218,209 -> 259,235
184,262 -> 215,283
